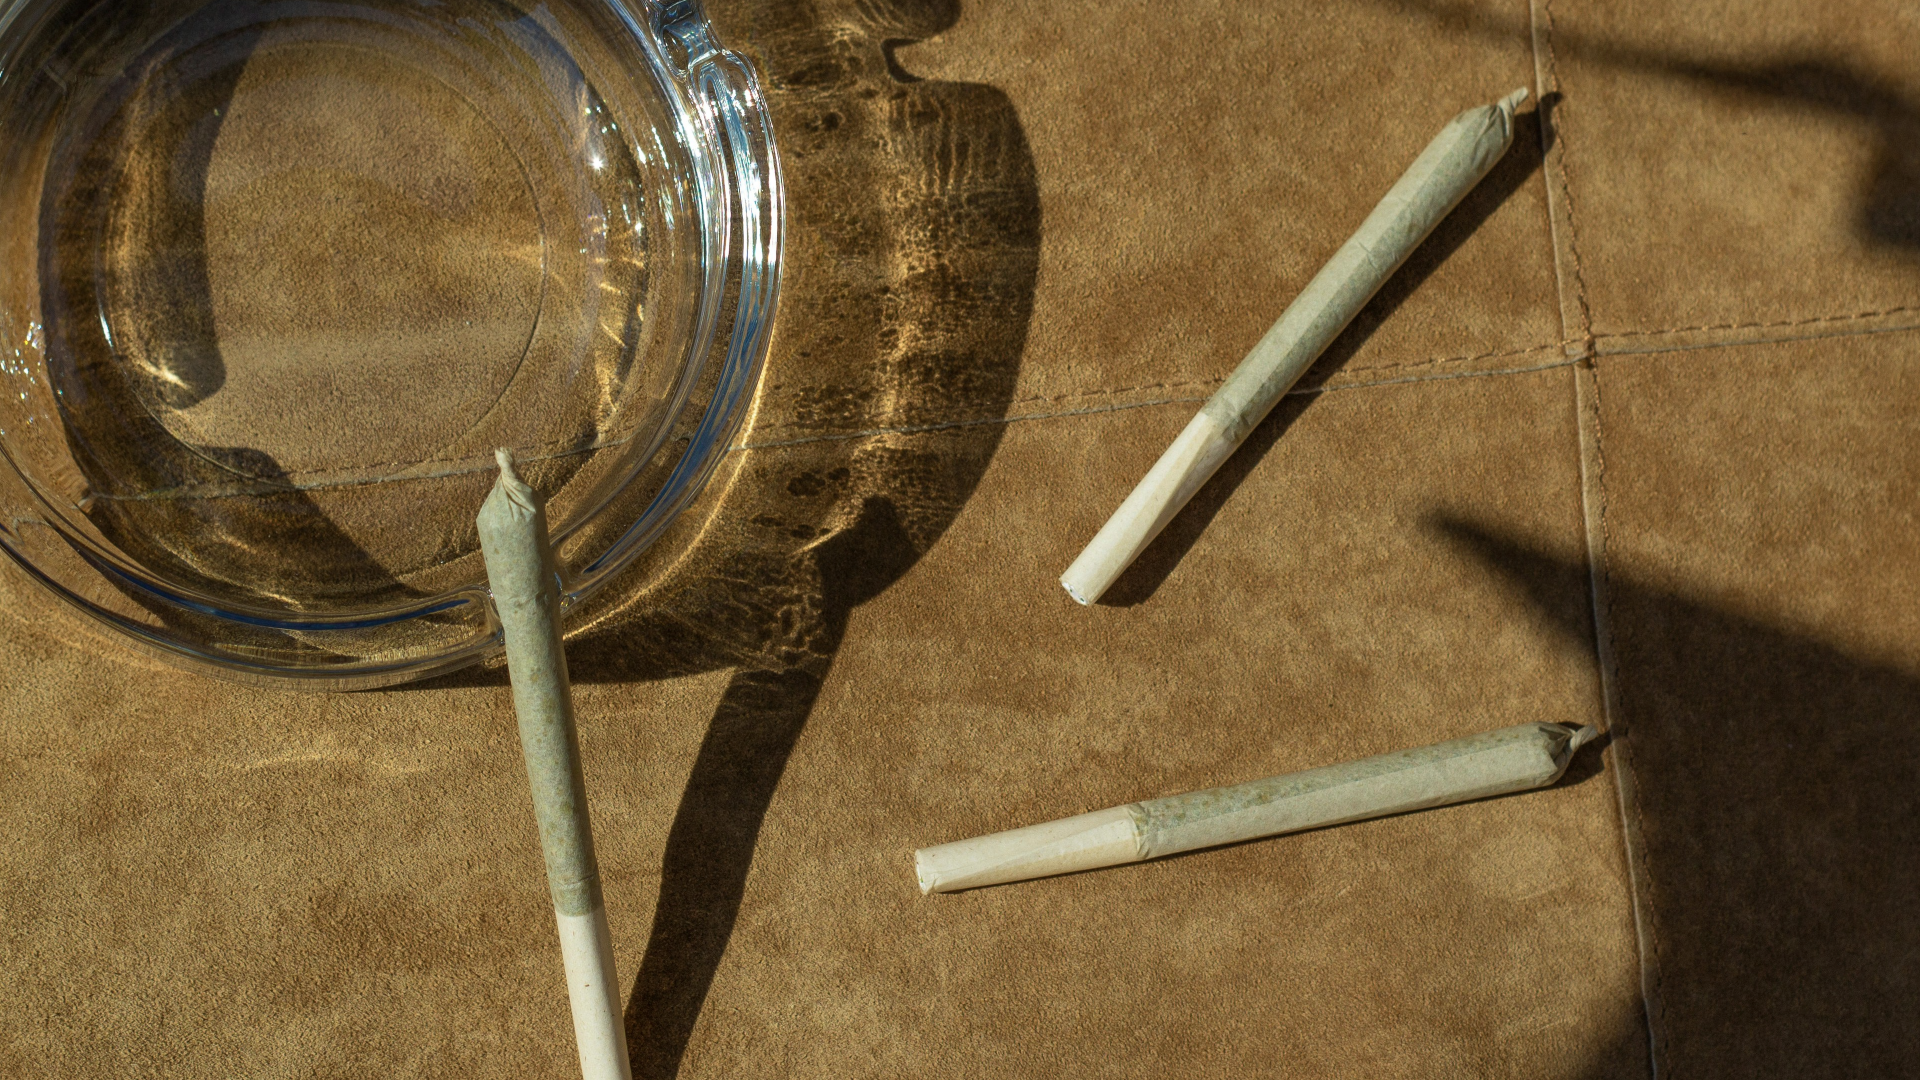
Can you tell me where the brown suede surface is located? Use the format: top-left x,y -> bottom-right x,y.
3,0 -> 1917,1077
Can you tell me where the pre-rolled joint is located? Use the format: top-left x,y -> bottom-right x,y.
916,722 -> 1604,892
478,448 -> 625,1079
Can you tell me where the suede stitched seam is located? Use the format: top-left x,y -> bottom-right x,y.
1342,342 -> 1567,373
739,395 -> 1200,449
737,356 -> 1583,451
1590,356 -> 1671,1079
1542,19 -> 1595,350
1004,378 -> 1226,409
1598,303 -> 1920,340
744,305 -> 1918,445
114,307 -> 1919,496
741,308 -> 1920,450
992,343 -> 1568,400
742,344 -> 1577,439
1531,0 -> 1658,1073
108,301 -> 1916,494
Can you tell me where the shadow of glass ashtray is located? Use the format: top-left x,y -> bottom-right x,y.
0,0 -> 781,687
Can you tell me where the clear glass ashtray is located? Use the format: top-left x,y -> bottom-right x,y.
0,0 -> 781,687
